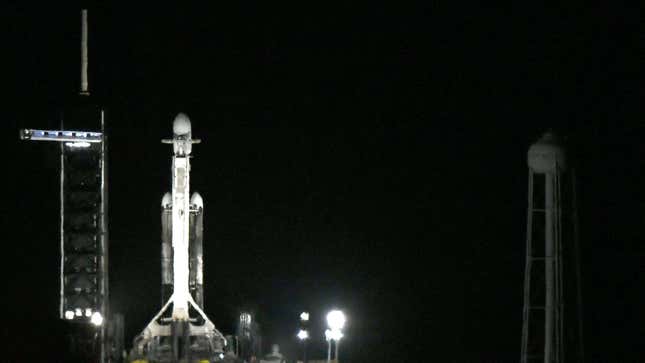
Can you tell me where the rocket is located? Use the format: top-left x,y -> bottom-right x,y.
161,113 -> 199,320
131,113 -> 224,362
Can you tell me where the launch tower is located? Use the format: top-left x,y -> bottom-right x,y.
19,10 -> 119,362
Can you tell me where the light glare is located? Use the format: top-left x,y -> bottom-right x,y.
65,141 -> 91,148
297,329 -> 309,340
90,312 -> 103,326
330,329 -> 343,341
240,312 -> 252,326
326,310 -> 346,331
300,312 -> 309,321
64,310 -> 75,320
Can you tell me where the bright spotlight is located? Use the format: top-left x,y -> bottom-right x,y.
300,311 -> 310,322
297,329 -> 309,340
90,312 -> 103,326
64,310 -> 75,320
326,310 -> 346,331
65,141 -> 91,148
329,329 -> 343,341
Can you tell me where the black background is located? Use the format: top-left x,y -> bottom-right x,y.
4,4 -> 642,362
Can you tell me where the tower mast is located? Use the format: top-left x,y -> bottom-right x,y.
80,9 -> 89,96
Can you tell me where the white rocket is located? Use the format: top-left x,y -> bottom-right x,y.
162,112 -> 199,320
131,113 -> 224,361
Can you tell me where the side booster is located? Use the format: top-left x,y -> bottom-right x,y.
131,114 -> 224,362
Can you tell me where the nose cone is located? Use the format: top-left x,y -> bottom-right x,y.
161,192 -> 172,207
173,113 -> 192,135
190,192 -> 204,209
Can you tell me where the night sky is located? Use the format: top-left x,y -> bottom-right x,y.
4,4 -> 642,362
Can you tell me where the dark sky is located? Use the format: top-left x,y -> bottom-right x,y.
4,4 -> 642,362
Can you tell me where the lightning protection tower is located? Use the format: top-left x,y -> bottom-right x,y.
520,132 -> 584,363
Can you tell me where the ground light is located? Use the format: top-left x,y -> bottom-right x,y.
297,329 -> 309,340
326,310 -> 346,363
90,312 -> 103,326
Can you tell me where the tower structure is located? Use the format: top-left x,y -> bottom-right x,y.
19,9 -> 114,362
520,132 -> 584,363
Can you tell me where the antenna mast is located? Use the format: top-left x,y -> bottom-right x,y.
80,9 -> 89,95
